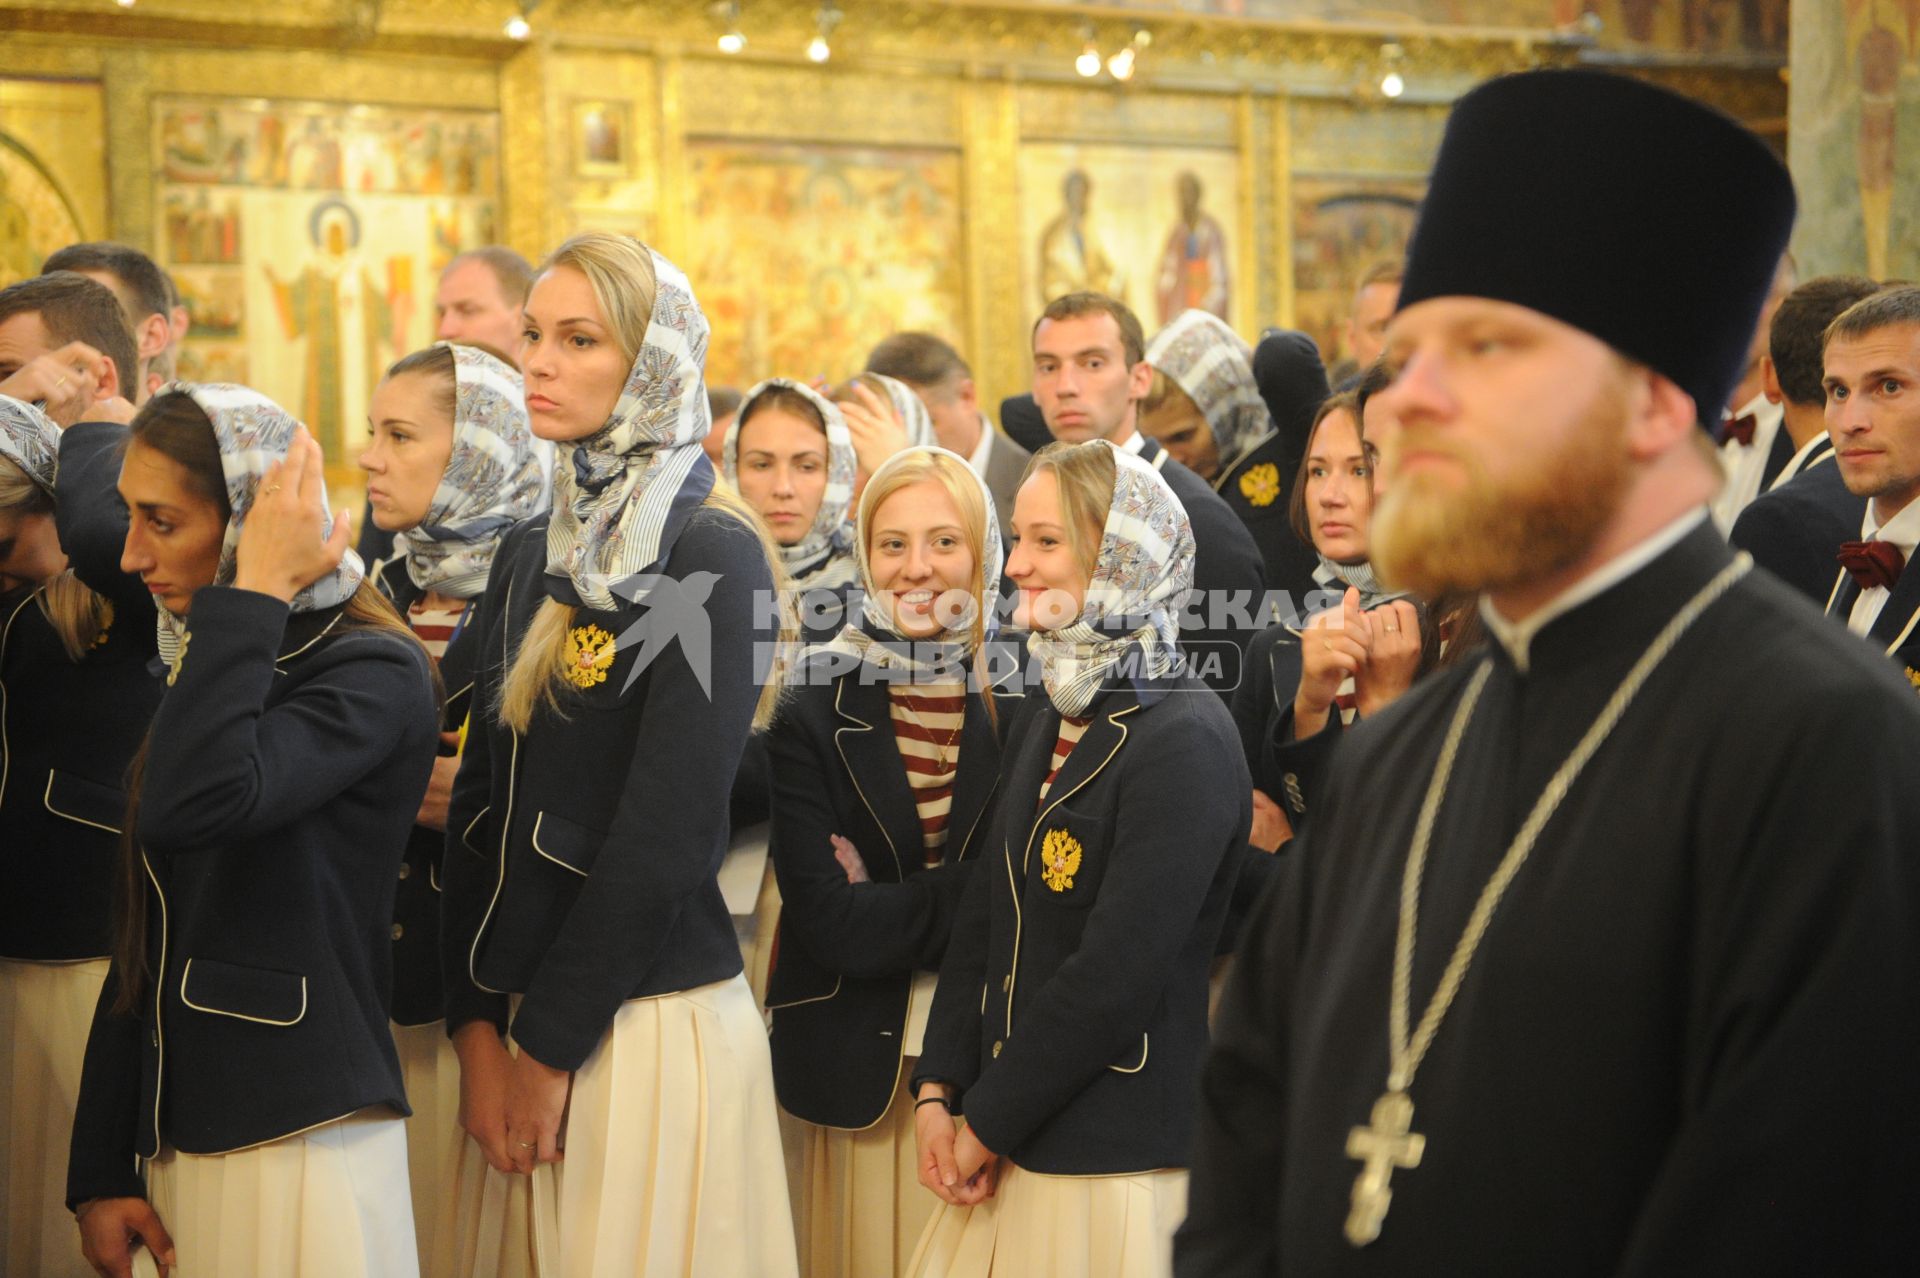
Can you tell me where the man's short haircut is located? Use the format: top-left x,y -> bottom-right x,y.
451,246 -> 535,307
0,272 -> 139,393
707,386 -> 743,421
42,241 -> 172,323
1770,275 -> 1882,406
1033,292 -> 1146,367
1355,258 -> 1404,296
866,331 -> 972,387
1824,285 -> 1920,363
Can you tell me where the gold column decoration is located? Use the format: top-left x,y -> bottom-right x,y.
103,48 -> 157,247
1275,90 -> 1294,330
961,74 -> 1022,419
655,52 -> 689,266
501,38 -> 553,260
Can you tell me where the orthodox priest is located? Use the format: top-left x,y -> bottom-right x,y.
1175,69 -> 1920,1277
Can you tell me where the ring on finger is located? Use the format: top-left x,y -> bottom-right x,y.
263,484 -> 283,495
516,1139 -> 536,1149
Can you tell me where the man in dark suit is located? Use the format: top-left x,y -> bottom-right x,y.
1023,292 -> 1269,698
1729,275 -> 1882,601
866,332 -> 1032,544
1821,285 -> 1920,679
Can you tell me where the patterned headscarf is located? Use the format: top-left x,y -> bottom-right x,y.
0,395 -> 60,496
1027,442 -> 1196,716
154,383 -> 364,664
1146,309 -> 1274,470
724,378 -> 859,592
821,445 -> 1003,680
865,372 -> 937,449
392,343 -> 549,598
544,248 -> 717,613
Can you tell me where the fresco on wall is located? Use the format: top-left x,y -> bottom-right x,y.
1018,141 -> 1242,332
0,138 -> 85,287
1291,179 -> 1422,371
152,97 -> 500,461
684,140 -> 967,390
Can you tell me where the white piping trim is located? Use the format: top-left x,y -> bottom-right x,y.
764,973 -> 843,1011
1107,1032 -> 1149,1074
178,958 -> 308,1026
530,810 -> 592,877
459,804 -> 491,855
43,770 -> 124,834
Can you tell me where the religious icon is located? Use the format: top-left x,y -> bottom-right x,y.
1037,169 -> 1124,306
173,270 -> 245,339
1154,170 -> 1231,324
574,100 -> 630,177
165,192 -> 243,265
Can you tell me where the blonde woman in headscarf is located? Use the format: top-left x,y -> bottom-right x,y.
357,340 -> 548,1277
906,440 -> 1251,1278
439,234 -> 799,1277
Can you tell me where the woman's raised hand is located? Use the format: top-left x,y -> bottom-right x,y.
233,425 -> 351,603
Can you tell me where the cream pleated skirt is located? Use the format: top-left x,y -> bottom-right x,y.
0,956 -> 107,1278
441,974 -> 798,1278
393,1020 -> 464,1278
782,1067 -> 937,1278
905,1164 -> 1187,1278
746,862 -> 783,1006
141,1107 -> 418,1277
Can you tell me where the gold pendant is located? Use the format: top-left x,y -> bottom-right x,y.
1344,1090 -> 1424,1247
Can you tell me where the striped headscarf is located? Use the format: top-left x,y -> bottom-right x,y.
1146,309 -> 1274,470
0,395 -> 60,496
821,445 -> 1003,681
394,343 -> 549,598
1027,442 -> 1195,716
544,248 -> 717,613
154,383 -> 364,664
866,372 -> 937,449
1310,555 -> 1409,615
724,378 -> 859,593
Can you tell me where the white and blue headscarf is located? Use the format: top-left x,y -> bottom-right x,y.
866,372 -> 937,449
1146,309 -> 1274,470
393,343 -> 548,598
724,377 -> 859,593
544,248 -> 717,613
1027,442 -> 1195,716
821,445 -> 1002,681
0,395 -> 60,496
154,383 -> 364,663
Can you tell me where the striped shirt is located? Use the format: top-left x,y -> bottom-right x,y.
1039,715 -> 1092,804
408,599 -> 469,662
889,682 -> 966,866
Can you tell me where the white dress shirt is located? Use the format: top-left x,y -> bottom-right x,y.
1846,497 -> 1920,637
1710,391 -> 1787,531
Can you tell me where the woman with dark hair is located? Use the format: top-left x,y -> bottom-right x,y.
0,396 -> 162,1277
67,384 -> 440,1277
358,341 -> 547,1277
907,440 -> 1250,1278
1231,389 -> 1431,846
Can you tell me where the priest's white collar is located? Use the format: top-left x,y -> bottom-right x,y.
1479,508 -> 1711,675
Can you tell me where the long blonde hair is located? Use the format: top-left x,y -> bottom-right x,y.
0,456 -> 109,663
1023,440 -> 1116,579
498,233 -> 793,732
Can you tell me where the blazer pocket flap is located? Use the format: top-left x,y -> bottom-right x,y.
1031,805 -> 1108,902
44,769 -> 127,833
458,804 -> 492,857
1108,1032 -> 1149,1074
180,958 -> 307,1026
531,809 -> 605,877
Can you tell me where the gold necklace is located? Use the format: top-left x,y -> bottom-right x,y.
1344,555 -> 1752,1249
894,685 -> 963,773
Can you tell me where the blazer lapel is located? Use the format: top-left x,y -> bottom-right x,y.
947,692 -> 1003,864
1759,426 -> 1796,492
1015,686 -> 1141,885
1868,560 -> 1920,655
831,675 -> 923,884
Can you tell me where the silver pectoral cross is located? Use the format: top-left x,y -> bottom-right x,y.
1344,1090 -> 1425,1247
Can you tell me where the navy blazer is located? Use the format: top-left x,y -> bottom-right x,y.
370,556 -> 488,1027
765,661 -> 1009,1129
1,426 -> 164,960
67,589 -> 439,1207
1133,436 -> 1270,699
915,666 -> 1251,1175
1824,531 -> 1920,681
440,509 -> 778,1072
1730,449 -> 1865,605
1213,433 -> 1319,623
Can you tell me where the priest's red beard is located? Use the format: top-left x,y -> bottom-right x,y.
1371,385 -> 1632,599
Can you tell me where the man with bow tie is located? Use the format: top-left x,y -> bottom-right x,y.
1823,285 -> 1920,672
1709,253 -> 1797,530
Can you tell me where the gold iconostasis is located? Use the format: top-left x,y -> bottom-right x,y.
0,0 -> 1784,472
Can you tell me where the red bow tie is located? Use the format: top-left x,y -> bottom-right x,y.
1723,413 -> 1757,447
1838,539 -> 1905,592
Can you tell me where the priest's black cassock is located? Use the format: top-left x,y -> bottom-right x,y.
1174,518 -> 1920,1275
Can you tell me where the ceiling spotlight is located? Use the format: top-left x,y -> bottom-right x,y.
1377,41 -> 1406,98
115,0 -> 136,7
711,1 -> 746,53
1380,71 -> 1405,98
808,3 -> 841,62
1075,24 -> 1101,77
504,0 -> 535,40
1107,28 -> 1150,82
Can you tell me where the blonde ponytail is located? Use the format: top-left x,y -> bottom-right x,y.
38,571 -> 113,663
